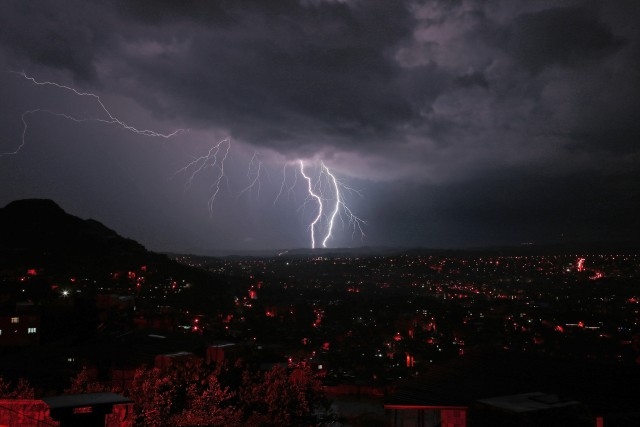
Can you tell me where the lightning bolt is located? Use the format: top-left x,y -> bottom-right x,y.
274,162 -> 299,205
2,71 -> 186,157
14,71 -> 185,137
4,71 -> 366,249
3,71 -> 237,218
274,163 -> 289,205
296,160 -> 365,249
321,163 -> 341,248
2,108 -> 118,156
173,137 -> 231,213
299,160 -> 323,249
236,151 -> 264,199
320,162 -> 366,247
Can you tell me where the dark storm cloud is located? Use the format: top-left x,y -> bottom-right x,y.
454,69 -> 489,89
113,0 -> 234,25
1,0 -> 639,251
108,0 -> 420,151
1,0 -> 637,159
0,0 -> 114,81
503,6 -> 623,74
366,166 -> 640,247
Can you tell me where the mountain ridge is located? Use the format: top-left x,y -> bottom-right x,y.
0,198 -> 157,271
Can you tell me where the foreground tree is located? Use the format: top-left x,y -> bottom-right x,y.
172,374 -> 241,427
129,364 -> 182,427
129,358 -> 240,427
0,376 -> 35,399
238,364 -> 332,426
127,357 -> 332,426
65,366 -> 112,394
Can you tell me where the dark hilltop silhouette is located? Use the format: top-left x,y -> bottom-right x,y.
0,199 -> 161,272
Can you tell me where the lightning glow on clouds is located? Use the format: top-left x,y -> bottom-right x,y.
4,71 -> 366,249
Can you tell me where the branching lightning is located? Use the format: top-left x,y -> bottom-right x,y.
236,152 -> 264,200
173,137 -> 231,213
321,163 -> 342,248
2,71 -> 186,157
4,71 -> 366,249
319,162 -> 366,247
296,160 -> 366,249
274,162 -> 299,205
2,108 -> 119,156
13,71 -> 185,139
299,160 -> 324,249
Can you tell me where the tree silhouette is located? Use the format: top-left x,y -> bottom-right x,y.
129,358 -> 240,427
0,376 -> 35,399
172,374 -> 240,427
125,358 -> 331,426
238,364 -> 332,426
65,366 -> 112,394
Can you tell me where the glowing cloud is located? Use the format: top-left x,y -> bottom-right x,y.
5,71 -> 366,249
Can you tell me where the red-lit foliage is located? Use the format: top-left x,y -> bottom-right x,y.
238,364 -> 330,427
0,376 -> 34,399
174,374 -> 241,427
128,358 -> 238,427
130,365 -> 179,427
124,358 -> 330,427
65,366 -> 112,394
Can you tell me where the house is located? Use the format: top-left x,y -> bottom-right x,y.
0,310 -> 40,347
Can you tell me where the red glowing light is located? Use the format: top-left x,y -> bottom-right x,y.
590,271 -> 603,280
406,353 -> 414,367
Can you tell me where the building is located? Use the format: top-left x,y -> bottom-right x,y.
0,311 -> 40,347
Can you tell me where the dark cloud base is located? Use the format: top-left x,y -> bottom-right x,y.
0,0 -> 639,252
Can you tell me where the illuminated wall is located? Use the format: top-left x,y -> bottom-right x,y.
385,405 -> 468,427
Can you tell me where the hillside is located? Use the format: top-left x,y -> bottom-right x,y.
0,198 -> 236,313
0,199 -> 164,273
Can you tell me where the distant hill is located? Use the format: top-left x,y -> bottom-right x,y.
184,246 -> 402,258
0,199 -> 161,272
182,241 -> 640,259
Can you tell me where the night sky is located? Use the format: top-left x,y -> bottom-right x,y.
1,0 -> 639,254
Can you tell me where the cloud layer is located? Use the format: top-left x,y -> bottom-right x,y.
1,0 -> 639,252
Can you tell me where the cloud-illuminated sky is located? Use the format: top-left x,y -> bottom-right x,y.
1,0 -> 639,254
